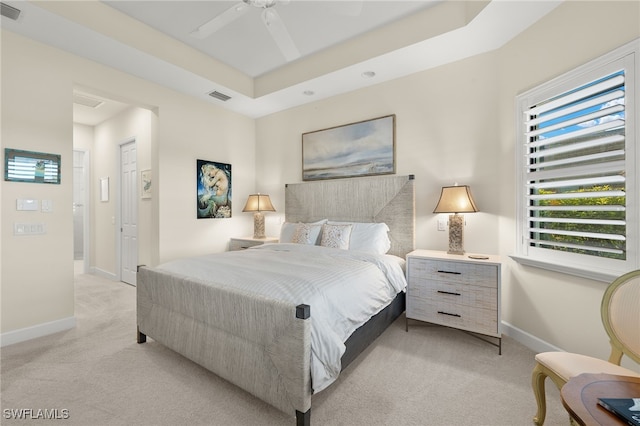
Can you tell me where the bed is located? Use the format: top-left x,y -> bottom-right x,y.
136,174 -> 415,425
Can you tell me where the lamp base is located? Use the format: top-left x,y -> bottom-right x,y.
447,213 -> 465,255
253,212 -> 266,239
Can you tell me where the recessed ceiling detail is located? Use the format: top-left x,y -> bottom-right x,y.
2,1 -> 563,121
73,93 -> 104,109
105,0 -> 439,78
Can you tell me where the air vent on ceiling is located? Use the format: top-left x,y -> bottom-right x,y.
1,2 -> 21,20
208,90 -> 232,102
73,93 -> 104,109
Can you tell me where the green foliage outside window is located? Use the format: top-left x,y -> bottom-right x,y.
532,185 -> 626,260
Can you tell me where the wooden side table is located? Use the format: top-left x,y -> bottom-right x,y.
229,236 -> 278,251
561,373 -> 640,425
405,250 -> 502,354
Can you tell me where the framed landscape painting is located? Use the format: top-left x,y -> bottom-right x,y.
302,114 -> 396,181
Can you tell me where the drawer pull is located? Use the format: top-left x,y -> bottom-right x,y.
437,270 -> 461,275
437,290 -> 461,296
438,311 -> 461,318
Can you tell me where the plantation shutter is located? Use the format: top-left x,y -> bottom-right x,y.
523,71 -> 626,259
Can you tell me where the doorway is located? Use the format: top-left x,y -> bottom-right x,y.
73,149 -> 89,274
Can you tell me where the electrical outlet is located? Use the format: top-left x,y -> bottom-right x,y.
14,222 -> 46,235
437,218 -> 447,231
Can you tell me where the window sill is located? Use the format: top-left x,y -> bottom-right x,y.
509,255 -> 618,284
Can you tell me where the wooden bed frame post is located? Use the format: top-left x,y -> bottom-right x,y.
295,304 -> 310,320
136,326 -> 146,344
296,409 -> 310,426
136,265 -> 147,344
136,265 -> 147,343
295,304 -> 311,426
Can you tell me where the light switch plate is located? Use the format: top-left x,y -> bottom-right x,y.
17,199 -> 39,211
41,199 -> 53,212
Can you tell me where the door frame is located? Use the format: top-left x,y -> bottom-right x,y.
73,148 -> 91,274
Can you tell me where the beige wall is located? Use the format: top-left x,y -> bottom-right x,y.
255,51 -> 502,250
73,124 -> 94,152
1,30 -> 255,340
496,1 -> 639,368
1,35 -> 75,334
255,1 -> 639,368
154,98 -> 256,262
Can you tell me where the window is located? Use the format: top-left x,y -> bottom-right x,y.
514,40 -> 639,282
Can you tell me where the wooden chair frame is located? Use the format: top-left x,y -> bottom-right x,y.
531,269 -> 640,425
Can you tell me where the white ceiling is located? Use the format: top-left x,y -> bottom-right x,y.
104,1 -> 439,78
1,1 -> 562,124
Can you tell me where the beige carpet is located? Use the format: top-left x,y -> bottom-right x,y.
1,270 -> 568,426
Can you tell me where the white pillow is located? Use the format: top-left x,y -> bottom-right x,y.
327,221 -> 391,254
291,223 -> 324,245
280,219 -> 326,243
320,224 -> 353,250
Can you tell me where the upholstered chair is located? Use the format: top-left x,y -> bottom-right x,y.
531,269 -> 640,425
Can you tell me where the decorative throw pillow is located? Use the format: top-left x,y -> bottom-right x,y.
320,224 -> 353,250
327,221 -> 391,254
280,220 -> 326,243
291,223 -> 323,245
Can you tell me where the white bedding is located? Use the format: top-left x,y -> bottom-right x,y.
156,243 -> 407,392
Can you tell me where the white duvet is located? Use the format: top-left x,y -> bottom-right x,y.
157,243 -> 407,392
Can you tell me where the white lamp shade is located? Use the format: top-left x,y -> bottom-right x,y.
242,194 -> 276,212
433,185 -> 478,214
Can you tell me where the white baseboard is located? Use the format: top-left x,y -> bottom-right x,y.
1,316 -> 76,348
91,267 -> 117,281
502,321 -> 564,353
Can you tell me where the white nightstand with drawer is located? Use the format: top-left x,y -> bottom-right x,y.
229,236 -> 278,251
405,249 -> 502,354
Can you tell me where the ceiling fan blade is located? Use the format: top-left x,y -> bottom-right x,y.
261,8 -> 300,62
328,0 -> 364,17
190,2 -> 250,39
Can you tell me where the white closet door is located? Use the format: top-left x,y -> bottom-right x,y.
120,140 -> 137,285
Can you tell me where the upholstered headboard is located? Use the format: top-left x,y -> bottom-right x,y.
284,175 -> 415,258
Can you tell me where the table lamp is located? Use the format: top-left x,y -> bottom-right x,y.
242,194 -> 276,239
433,185 -> 478,255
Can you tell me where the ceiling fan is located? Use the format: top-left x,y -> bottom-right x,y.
190,0 -> 299,62
190,0 -> 364,63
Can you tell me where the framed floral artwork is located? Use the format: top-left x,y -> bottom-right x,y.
141,169 -> 151,199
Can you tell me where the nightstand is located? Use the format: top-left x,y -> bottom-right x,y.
229,236 -> 278,251
405,249 -> 502,354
